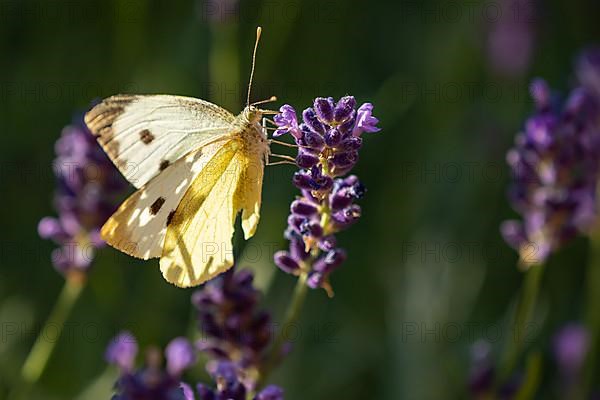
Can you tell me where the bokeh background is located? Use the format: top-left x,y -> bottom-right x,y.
2,0 -> 600,399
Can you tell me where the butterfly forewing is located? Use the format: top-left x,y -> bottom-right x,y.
85,95 -> 236,188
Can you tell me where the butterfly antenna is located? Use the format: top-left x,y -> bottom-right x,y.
251,96 -> 277,106
247,26 -> 262,107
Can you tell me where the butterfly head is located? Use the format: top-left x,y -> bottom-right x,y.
242,96 -> 279,125
242,105 -> 263,125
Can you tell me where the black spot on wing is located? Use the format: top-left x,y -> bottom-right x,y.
166,210 -> 176,226
159,160 -> 170,171
139,129 -> 155,144
150,197 -> 166,215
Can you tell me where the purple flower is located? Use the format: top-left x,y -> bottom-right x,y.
106,331 -> 138,373
107,334 -> 195,400
105,331 -> 283,400
314,97 -> 335,123
165,338 -> 196,376
553,323 -> 589,378
38,116 -> 126,277
577,48 -> 600,98
487,0 -> 535,77
192,268 -> 273,391
197,361 -> 284,400
529,78 -> 551,109
352,103 -> 380,136
273,97 -> 379,294
180,383 -> 195,400
255,385 -> 284,400
467,340 -> 522,398
273,105 -> 301,139
502,78 -> 600,265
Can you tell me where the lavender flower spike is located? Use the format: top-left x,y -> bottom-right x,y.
192,268 -> 274,391
273,96 -> 380,294
38,116 -> 126,277
197,361 -> 284,400
501,78 -> 600,266
107,334 -> 196,400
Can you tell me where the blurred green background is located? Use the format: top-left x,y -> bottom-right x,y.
1,0 -> 600,399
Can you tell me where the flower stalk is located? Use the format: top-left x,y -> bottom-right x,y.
21,274 -> 85,383
258,270 -> 309,387
498,263 -> 544,385
579,224 -> 600,398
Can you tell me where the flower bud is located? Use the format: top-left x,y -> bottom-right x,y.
334,96 -> 356,123
303,108 -> 326,134
324,128 -> 343,147
314,97 -> 335,123
291,199 -> 319,216
296,150 -> 319,168
274,251 -> 300,274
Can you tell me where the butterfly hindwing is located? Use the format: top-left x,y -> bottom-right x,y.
100,140 -> 227,259
238,148 -> 265,239
160,139 -> 263,287
84,95 -> 235,188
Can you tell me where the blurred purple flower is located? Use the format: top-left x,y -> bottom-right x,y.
487,0 -> 536,77
577,48 -> 600,98
273,96 -> 379,294
192,268 -> 273,391
166,337 -> 197,376
468,340 -> 521,398
38,116 -> 125,277
106,331 -> 283,399
106,331 -> 138,373
197,361 -> 284,400
107,334 -> 195,400
501,78 -> 600,265
553,323 -> 589,378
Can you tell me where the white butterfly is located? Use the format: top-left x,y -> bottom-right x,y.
84,28 -> 281,287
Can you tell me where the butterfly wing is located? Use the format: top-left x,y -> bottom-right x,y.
238,149 -> 264,239
84,94 -> 235,188
100,140 -> 227,259
159,139 -> 264,287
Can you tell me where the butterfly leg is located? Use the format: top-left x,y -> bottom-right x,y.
266,160 -> 297,166
266,153 -> 297,166
270,154 -> 296,162
262,117 -> 276,132
269,139 -> 298,148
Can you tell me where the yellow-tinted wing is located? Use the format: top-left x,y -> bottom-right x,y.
99,140 -> 226,259
159,139 -> 264,287
239,149 -> 264,239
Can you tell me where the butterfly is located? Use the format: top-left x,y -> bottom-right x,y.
84,27 -> 288,287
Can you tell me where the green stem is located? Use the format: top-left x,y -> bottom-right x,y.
257,271 -> 309,388
19,276 -> 85,387
498,263 -> 545,385
579,228 -> 600,398
513,352 -> 543,400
